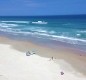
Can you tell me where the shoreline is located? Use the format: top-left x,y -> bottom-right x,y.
0,35 -> 86,80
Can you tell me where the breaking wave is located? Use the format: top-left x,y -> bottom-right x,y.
32,21 -> 48,24
0,27 -> 86,45
0,20 -> 86,47
1,21 -> 30,24
0,23 -> 18,28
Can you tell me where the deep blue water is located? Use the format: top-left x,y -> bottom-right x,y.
0,15 -> 86,51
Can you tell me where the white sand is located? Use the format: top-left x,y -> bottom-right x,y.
0,44 -> 86,80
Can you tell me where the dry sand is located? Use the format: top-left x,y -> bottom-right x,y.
0,36 -> 86,80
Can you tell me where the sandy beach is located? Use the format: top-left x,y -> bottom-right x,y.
0,36 -> 86,80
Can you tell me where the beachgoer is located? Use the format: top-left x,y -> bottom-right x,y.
49,57 -> 54,61
51,57 -> 53,60
26,51 -> 31,56
61,72 -> 64,75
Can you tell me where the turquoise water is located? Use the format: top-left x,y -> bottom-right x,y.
0,15 -> 86,51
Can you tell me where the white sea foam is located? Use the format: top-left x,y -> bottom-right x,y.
26,27 -> 48,33
0,27 -> 86,45
49,31 -> 56,34
0,23 -> 18,28
1,21 -> 29,24
30,32 -> 86,45
51,35 -> 86,42
0,28 -> 21,33
0,28 -> 33,36
78,30 -> 86,33
32,29 -> 47,33
27,27 -> 55,34
76,34 -> 81,36
32,21 -> 48,24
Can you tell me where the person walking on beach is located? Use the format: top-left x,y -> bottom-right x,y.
49,57 -> 54,61
51,57 -> 53,60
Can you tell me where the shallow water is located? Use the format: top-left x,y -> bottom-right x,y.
0,15 -> 86,52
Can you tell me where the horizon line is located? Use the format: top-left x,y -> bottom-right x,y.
0,14 -> 86,17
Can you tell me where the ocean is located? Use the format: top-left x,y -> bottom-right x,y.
0,15 -> 86,52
